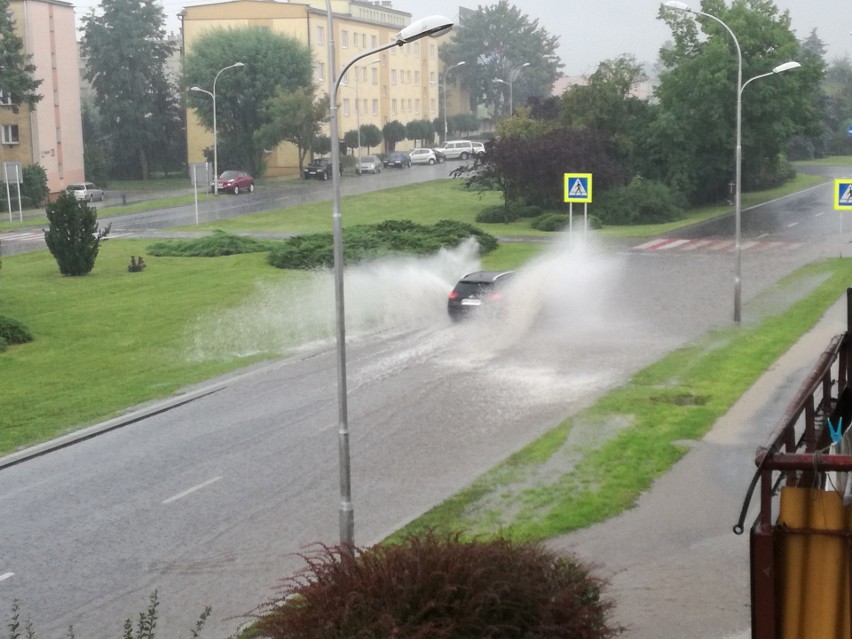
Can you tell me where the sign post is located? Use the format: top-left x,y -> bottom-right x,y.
190,162 -> 209,226
3,161 -> 22,222
564,173 -> 593,240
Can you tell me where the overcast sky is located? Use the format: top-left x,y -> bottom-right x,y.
73,0 -> 851,77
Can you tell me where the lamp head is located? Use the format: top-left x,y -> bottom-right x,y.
772,61 -> 801,74
394,15 -> 453,44
662,1 -> 692,12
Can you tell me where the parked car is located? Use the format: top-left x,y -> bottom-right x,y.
65,182 -> 105,202
356,155 -> 382,174
435,140 -> 476,160
385,151 -> 412,168
447,270 -> 515,321
471,141 -> 486,157
303,158 -> 336,180
408,148 -> 438,165
431,148 -> 446,163
211,170 -> 254,194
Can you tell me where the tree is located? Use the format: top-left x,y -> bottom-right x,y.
455,128 -> 624,210
559,55 -> 654,174
43,193 -> 111,276
405,119 -> 434,147
185,27 -> 313,177
382,120 -> 407,152
80,0 -> 177,180
0,0 -> 41,112
21,165 -> 48,207
651,0 -> 824,204
438,0 -> 562,118
257,86 -> 328,174
359,124 -> 382,152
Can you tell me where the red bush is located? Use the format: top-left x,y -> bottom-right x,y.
250,531 -> 622,638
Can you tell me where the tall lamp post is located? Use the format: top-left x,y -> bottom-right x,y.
493,61 -> 529,117
190,61 -> 244,195
325,5 -> 453,550
663,1 -> 800,323
441,61 -> 465,143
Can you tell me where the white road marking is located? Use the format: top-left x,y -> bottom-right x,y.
162,476 -> 221,505
815,212 -> 826,217
786,222 -> 799,228
0,572 -> 14,582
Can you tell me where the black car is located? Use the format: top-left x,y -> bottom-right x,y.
303,158 -> 336,180
384,151 -> 412,168
447,270 -> 515,321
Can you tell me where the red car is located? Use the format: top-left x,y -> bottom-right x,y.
211,170 -> 254,194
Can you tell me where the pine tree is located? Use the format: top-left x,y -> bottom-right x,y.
43,192 -> 111,276
0,0 -> 42,111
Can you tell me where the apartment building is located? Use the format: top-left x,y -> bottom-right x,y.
181,0 -> 446,177
1,0 -> 84,194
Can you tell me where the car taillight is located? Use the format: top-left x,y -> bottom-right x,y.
486,292 -> 502,301
448,291 -> 460,300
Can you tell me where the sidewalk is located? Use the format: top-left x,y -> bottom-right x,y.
547,296 -> 849,639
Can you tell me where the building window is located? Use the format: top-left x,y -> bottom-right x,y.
391,99 -> 397,116
429,43 -> 436,58
390,69 -> 397,85
0,90 -> 12,106
316,25 -> 324,45
415,98 -> 420,115
414,71 -> 420,85
429,71 -> 436,84
315,62 -> 324,81
372,99 -> 378,116
2,124 -> 19,145
371,66 -> 378,85
341,30 -> 348,48
371,34 -> 377,48
430,98 -> 436,113
343,98 -> 350,117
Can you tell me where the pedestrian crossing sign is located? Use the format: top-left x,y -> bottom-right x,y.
564,173 -> 592,203
836,179 -> 852,210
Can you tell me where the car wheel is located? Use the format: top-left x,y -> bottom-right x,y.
322,171 -> 329,181
460,152 -> 469,160
248,183 -> 255,193
88,194 -> 94,202
428,158 -> 435,165
233,186 -> 240,195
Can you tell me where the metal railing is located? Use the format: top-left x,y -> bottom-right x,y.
735,287 -> 852,638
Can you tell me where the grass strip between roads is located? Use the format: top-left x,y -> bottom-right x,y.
390,259 -> 852,542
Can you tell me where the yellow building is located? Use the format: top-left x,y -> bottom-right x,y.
181,0 -> 448,177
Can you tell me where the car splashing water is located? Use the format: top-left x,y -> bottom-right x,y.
187,238 -> 482,360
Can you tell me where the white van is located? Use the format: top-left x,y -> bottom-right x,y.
437,140 -> 475,160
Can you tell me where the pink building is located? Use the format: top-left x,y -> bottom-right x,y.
1,0 -> 85,195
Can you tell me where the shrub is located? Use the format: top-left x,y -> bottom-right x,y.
146,230 -> 279,257
531,213 -> 569,232
0,336 -> 6,352
251,531 -> 621,638
267,220 -> 497,270
476,205 -> 521,224
595,176 -> 684,226
0,316 -> 33,344
43,192 -> 110,276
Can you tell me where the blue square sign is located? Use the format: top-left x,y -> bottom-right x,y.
564,173 -> 592,203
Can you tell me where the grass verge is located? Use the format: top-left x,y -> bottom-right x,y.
389,259 -> 852,543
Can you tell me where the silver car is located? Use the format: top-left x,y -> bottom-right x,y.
66,182 -> 105,202
356,155 -> 382,174
408,148 -> 438,165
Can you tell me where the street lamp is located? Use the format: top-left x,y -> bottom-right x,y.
663,1 -> 799,323
325,5 -> 453,549
190,61 -> 244,195
441,61 -> 465,143
493,61 -> 529,116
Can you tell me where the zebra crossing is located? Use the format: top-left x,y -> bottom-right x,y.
633,237 -> 802,253
2,230 -> 130,243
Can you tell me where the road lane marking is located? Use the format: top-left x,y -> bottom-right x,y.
162,476 -> 221,504
786,222 -> 799,228
0,572 -> 14,582
815,212 -> 826,218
